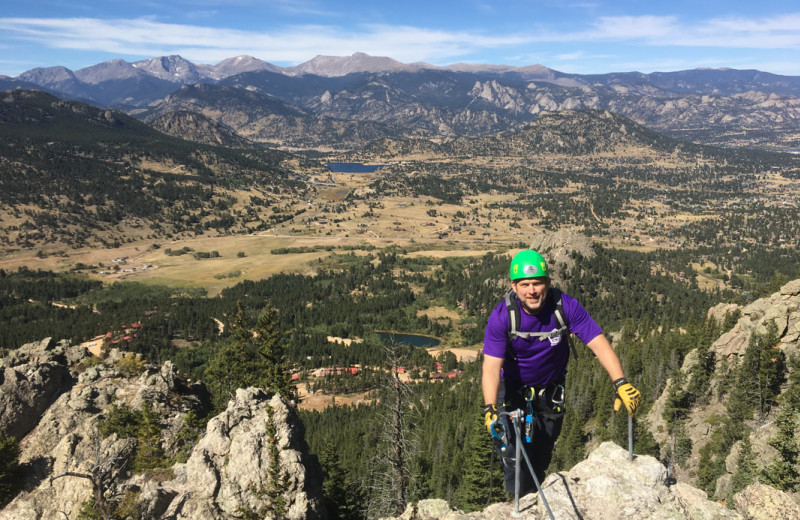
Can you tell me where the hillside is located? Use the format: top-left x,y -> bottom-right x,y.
149,110 -> 255,148
141,83 -> 401,149
647,279 -> 800,501
9,53 -> 800,148
0,89 -> 318,253
3,91 -> 799,271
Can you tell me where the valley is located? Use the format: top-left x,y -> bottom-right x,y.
3,65 -> 800,516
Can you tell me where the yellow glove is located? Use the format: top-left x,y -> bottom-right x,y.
613,378 -> 641,417
483,404 -> 498,434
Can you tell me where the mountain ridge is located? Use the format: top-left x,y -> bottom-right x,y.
7,52 -> 800,147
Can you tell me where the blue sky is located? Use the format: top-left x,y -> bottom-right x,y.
2,1 -> 800,77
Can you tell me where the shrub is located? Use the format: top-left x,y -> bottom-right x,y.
0,434 -> 21,507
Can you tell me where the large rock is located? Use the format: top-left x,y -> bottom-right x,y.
713,279 -> 800,361
732,483 -> 800,520
386,442 -> 754,519
150,387 -> 326,520
529,230 -> 595,277
0,338 -> 77,441
0,339 -> 325,520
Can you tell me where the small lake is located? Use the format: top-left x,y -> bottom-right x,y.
376,332 -> 441,348
326,162 -> 386,173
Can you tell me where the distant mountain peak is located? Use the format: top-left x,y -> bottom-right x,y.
288,52 -> 434,76
133,55 -> 201,83
204,55 -> 282,80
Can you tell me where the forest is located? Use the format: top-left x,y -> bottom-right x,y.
3,239 -> 799,517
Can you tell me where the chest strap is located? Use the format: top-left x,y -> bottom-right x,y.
504,287 -> 568,341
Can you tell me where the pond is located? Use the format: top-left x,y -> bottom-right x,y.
326,162 -> 386,173
376,331 -> 441,348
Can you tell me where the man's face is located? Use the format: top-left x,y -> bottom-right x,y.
512,278 -> 549,314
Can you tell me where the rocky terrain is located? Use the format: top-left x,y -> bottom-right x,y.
384,442 -> 800,519
7,53 -> 800,148
647,279 -> 800,499
3,340 -> 797,520
0,339 -> 325,519
2,277 -> 800,519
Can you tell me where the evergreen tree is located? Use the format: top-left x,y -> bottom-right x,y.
760,406 -> 800,491
551,409 -> 584,471
728,435 -> 757,503
205,301 -> 294,410
255,303 -> 295,401
0,434 -> 21,507
264,404 -> 289,518
320,441 -> 363,520
452,414 -> 502,512
132,403 -> 167,473
736,321 -> 785,420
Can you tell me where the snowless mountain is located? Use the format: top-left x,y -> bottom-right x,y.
7,53 -> 800,147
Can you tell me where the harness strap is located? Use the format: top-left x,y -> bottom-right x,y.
505,287 -> 577,360
505,287 -> 568,341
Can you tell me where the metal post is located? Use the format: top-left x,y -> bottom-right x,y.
514,418 -> 521,516
501,409 -> 555,520
628,414 -> 634,461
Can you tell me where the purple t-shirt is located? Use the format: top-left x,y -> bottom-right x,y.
483,290 -> 602,387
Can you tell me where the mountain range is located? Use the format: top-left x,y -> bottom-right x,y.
4,53 -> 800,149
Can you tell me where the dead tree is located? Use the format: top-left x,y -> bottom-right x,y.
365,341 -> 419,519
52,434 -> 133,520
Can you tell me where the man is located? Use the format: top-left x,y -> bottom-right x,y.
482,249 -> 641,495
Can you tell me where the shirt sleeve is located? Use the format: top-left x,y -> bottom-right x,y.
562,292 -> 603,345
482,302 -> 509,359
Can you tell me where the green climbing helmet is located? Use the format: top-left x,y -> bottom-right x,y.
509,250 -> 549,281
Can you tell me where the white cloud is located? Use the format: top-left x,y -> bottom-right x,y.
0,17 -> 532,65
1,11 -> 800,70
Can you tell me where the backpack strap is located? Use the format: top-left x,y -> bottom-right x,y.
504,287 -> 577,360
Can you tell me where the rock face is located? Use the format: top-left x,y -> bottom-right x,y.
529,229 -> 595,283
147,388 -> 326,520
712,279 -> 800,362
385,442 -> 789,519
0,338 -> 79,441
646,279 -> 800,493
0,341 -> 326,520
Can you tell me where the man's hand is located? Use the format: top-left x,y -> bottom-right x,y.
613,378 -> 641,417
483,404 -> 499,434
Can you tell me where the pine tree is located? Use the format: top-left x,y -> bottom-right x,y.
551,409 -> 584,471
133,403 -> 167,473
452,414 -> 502,512
728,435 -> 757,502
0,434 -> 21,507
205,301 -> 294,410
320,441 -> 363,520
760,406 -> 800,491
264,404 -> 288,518
255,303 -> 295,401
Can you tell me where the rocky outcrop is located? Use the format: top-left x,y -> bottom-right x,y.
646,279 -> 800,492
0,338 -> 81,441
732,483 -> 800,520
0,341 -> 325,520
712,279 -> 800,362
385,442 -> 793,519
142,387 -> 326,520
529,230 -> 595,281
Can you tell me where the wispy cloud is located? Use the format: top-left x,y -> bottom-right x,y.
0,17 -> 529,64
581,13 -> 800,49
1,12 -> 800,68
